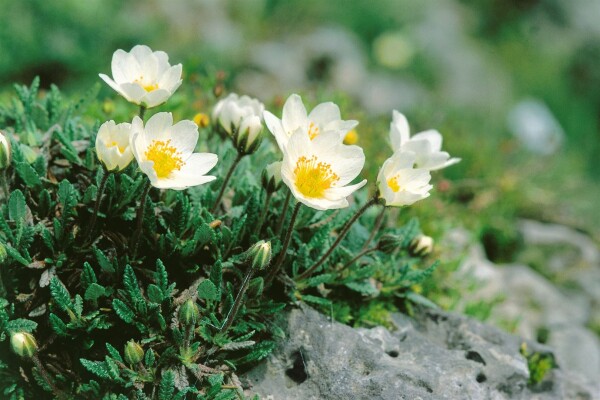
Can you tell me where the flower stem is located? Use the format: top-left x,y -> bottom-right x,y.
139,105 -> 146,120
211,153 -> 243,214
83,169 -> 110,243
219,266 -> 255,334
296,196 -> 380,281
362,205 -> 386,250
32,354 -> 65,399
130,180 -> 152,259
0,170 -> 9,201
257,192 -> 272,231
274,190 -> 292,236
265,202 -> 301,286
338,246 -> 379,273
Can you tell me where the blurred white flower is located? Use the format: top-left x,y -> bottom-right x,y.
99,45 -> 182,108
95,121 -> 134,172
0,131 -> 11,170
281,130 -> 366,210
507,99 -> 564,155
264,94 -> 357,152
213,93 -> 264,154
262,161 -> 283,193
377,150 -> 432,207
389,110 -> 460,171
130,112 -> 218,190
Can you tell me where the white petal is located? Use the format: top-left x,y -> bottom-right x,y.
264,111 -> 288,152
144,112 -> 174,142
411,129 -> 442,151
326,179 -> 367,199
169,120 -> 200,158
390,110 -> 410,150
158,64 -> 182,91
119,83 -> 147,104
308,102 -> 341,126
282,94 -> 308,135
141,89 -> 172,108
99,74 -> 128,98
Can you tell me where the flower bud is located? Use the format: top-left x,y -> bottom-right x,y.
377,233 -> 402,254
233,115 -> 263,155
409,235 -> 434,257
0,131 -> 11,170
95,120 -> 134,172
248,240 -> 272,270
178,299 -> 199,326
261,162 -> 283,194
124,340 -> 144,365
193,113 -> 210,128
11,332 -> 37,358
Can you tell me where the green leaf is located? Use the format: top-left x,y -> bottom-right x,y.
8,190 -> 27,222
302,294 -> 332,307
80,359 -> 110,379
112,299 -> 134,323
105,343 -> 123,363
84,283 -> 107,302
345,280 -> 379,296
158,370 -> 175,400
81,262 -> 97,287
123,265 -> 141,301
49,313 -> 68,336
14,162 -> 42,187
94,247 -> 115,273
50,277 -> 72,312
58,180 -> 78,219
197,280 -> 219,301
4,245 -> 29,266
5,318 -> 37,334
147,284 -> 163,303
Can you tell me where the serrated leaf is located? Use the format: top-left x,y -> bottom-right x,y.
84,283 -> 107,302
159,370 -> 175,400
197,280 -> 219,301
14,162 -> 41,187
50,277 -> 72,312
112,299 -> 134,323
49,313 -> 68,336
147,284 -> 163,303
8,190 -> 27,222
105,343 -> 123,363
94,247 -> 115,273
345,280 -> 379,296
80,359 -> 109,379
5,318 -> 37,334
301,294 -> 332,307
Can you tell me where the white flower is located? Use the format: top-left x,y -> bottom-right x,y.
264,94 -> 357,152
99,45 -> 182,108
213,93 -> 264,154
377,150 -> 432,207
95,121 -> 134,172
389,110 -> 460,171
281,129 -> 366,210
0,131 -> 11,170
130,112 -> 218,190
262,161 -> 283,193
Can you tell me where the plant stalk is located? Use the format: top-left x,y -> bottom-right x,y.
131,180 -> 152,259
274,190 -> 292,235
211,153 -> 243,214
219,266 -> 255,334
296,196 -> 380,281
139,105 -> 146,120
257,191 -> 272,231
362,205 -> 386,250
265,202 -> 301,285
338,246 -> 379,273
83,169 -> 110,243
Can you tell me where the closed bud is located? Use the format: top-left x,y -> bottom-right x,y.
378,233 -> 402,254
409,235 -> 434,257
0,132 -> 11,169
234,115 -> 263,154
213,93 -> 264,151
124,340 -> 144,365
248,240 -> 271,270
11,332 -> 37,358
261,161 -> 283,193
178,299 -> 199,326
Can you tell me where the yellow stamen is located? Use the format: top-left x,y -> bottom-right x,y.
107,141 -> 126,154
294,155 -> 339,198
134,75 -> 159,92
308,122 -> 320,140
144,139 -> 184,178
343,129 -> 358,145
387,175 -> 401,192
193,113 -> 210,128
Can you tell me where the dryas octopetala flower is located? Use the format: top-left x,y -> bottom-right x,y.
281,129 -> 366,210
377,150 -> 432,207
99,45 -> 182,108
264,93 -> 357,152
213,93 -> 264,154
130,112 -> 218,190
389,110 -> 460,171
95,120 -> 134,171
262,161 -> 283,193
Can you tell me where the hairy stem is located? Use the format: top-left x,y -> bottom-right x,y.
296,196 -> 380,281
219,266 -> 255,334
32,354 -> 65,399
274,190 -> 292,236
338,246 -> 379,273
211,153 -> 243,214
83,169 -> 110,243
362,205 -> 386,250
265,202 -> 302,286
257,192 -> 272,231
131,180 -> 152,259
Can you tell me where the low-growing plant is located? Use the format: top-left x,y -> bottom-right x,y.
0,45 -> 458,398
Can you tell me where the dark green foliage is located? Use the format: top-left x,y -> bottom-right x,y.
0,79 -> 440,398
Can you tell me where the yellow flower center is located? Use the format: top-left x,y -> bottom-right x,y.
107,141 -> 126,154
294,155 -> 339,198
387,175 -> 401,193
144,139 -> 184,178
135,75 -> 159,92
308,122 -> 320,140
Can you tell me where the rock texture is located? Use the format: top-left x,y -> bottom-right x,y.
243,305 -> 599,399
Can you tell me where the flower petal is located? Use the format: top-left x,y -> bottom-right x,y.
158,64 -> 182,91
282,94 -> 308,136
390,110 -> 410,150
264,111 -> 288,151
411,129 -> 443,152
308,102 -> 341,127
141,88 -> 172,108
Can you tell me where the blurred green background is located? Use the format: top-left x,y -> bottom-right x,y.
1,0 -> 598,247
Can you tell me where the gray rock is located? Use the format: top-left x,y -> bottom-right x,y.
243,305 -> 599,399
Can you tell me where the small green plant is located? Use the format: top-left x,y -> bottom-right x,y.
520,342 -> 556,386
0,45 -> 457,398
